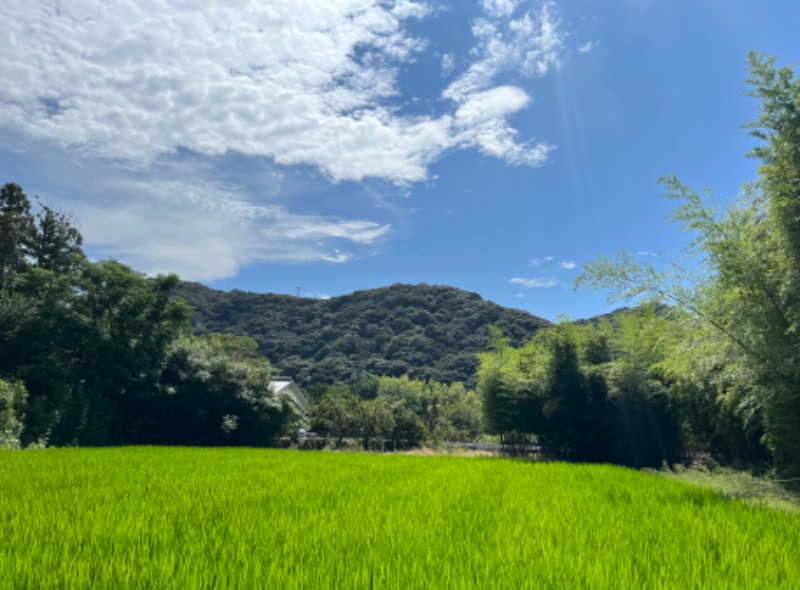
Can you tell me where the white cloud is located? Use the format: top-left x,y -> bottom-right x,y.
531,256 -> 554,266
25,150 -> 395,280
481,0 -> 524,19
578,41 -> 598,54
441,52 -> 455,76
451,85 -> 552,165
455,86 -> 531,126
0,0 -> 564,184
559,261 -> 577,270
78,178 -> 391,279
0,0 -> 568,280
511,277 -> 558,288
444,3 -> 563,103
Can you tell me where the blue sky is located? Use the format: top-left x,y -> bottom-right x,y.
1,0 -> 797,321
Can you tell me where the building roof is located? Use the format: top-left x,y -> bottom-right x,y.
269,378 -> 311,414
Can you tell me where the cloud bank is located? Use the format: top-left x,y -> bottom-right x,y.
0,0 -> 566,279
0,0 -> 562,183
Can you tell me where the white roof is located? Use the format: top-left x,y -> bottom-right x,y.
269,379 -> 311,414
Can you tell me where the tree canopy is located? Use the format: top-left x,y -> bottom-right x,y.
175,281 -> 549,386
478,311 -> 683,467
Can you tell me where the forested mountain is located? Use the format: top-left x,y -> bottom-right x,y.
175,282 -> 550,386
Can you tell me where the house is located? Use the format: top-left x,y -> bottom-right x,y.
269,377 -> 311,415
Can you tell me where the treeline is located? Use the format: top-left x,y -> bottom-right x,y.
0,184 -> 302,448
175,281 -> 549,386
479,308 -> 768,468
306,375 -> 482,450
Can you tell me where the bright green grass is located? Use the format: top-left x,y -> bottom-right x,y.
653,465 -> 800,514
1,448 -> 797,589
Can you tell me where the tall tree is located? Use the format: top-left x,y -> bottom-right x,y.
0,183 -> 36,292
478,328 -> 544,438
32,201 -> 84,274
536,328 -> 614,462
313,386 -> 361,445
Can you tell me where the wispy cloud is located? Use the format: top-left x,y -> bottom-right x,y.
531,256 -> 554,266
530,256 -> 576,270
441,52 -> 455,75
578,40 -> 598,54
511,277 -> 559,288
442,2 -> 562,165
445,2 -> 562,101
15,144 -> 392,281
79,176 -> 390,280
514,254 -> 574,289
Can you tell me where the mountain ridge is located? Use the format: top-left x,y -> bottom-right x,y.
175,282 -> 551,385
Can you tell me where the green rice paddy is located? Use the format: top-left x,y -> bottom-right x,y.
0,448 -> 797,588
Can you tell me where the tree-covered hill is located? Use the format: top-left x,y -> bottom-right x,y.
174,282 -> 550,385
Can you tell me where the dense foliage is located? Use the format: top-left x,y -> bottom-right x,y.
579,53 -> 800,478
309,375 -> 483,449
175,281 -> 549,386
0,378 -> 26,449
0,184 -> 302,447
478,309 -> 684,468
2,448 -> 797,588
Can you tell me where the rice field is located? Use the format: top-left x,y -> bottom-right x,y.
0,448 -> 797,589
